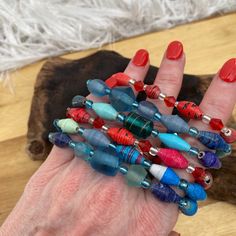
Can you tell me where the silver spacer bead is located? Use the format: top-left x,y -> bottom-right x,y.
202,114 -> 211,124
129,79 -> 136,85
186,164 -> 195,174
158,92 -> 167,101
221,127 -> 232,136
101,125 -> 109,132
134,140 -> 139,146
88,117 -> 95,125
143,84 -> 147,90
174,101 -> 179,107
149,147 -> 159,156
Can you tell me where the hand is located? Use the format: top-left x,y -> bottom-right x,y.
1,41 -> 235,236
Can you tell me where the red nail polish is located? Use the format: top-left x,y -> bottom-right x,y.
166,41 -> 183,60
219,58 -> 236,83
132,49 -> 149,66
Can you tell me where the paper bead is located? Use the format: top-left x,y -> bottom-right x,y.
54,118 -> 79,133
192,167 -> 213,189
176,101 -> 203,119
198,151 -> 222,169
144,85 -> 161,99
92,103 -> 118,120
66,107 -> 90,123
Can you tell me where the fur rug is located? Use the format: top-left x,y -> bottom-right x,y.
1,0 -> 236,83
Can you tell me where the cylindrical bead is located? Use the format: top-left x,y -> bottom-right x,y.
92,103 -> 118,120
66,108 -> 90,123
144,85 -> 161,99
124,112 -> 153,138
137,100 -> 159,120
87,79 -> 109,97
198,151 -> 221,169
191,167 -> 213,190
176,101 -> 203,120
90,150 -> 120,176
48,132 -> 71,147
125,165 -> 147,187
159,114 -> 189,133
82,129 -> 111,149
73,142 -> 93,157
107,127 -> 135,145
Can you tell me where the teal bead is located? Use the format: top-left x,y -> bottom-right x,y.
109,87 -> 136,112
92,103 -> 118,120
89,150 -> 120,176
158,133 -> 191,152
178,198 -> 198,216
125,165 -> 147,187
87,79 -> 110,97
73,142 -> 93,157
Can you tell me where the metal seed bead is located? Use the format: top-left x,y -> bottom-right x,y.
119,166 -> 128,175
101,125 -> 109,132
202,114 -> 211,124
141,179 -> 151,188
117,114 -> 125,122
188,127 -> 199,137
158,92 -> 166,101
186,164 -> 195,174
88,117 -> 94,125
188,147 -> 200,156
149,147 -> 159,156
221,127 -> 232,136
129,79 -> 136,85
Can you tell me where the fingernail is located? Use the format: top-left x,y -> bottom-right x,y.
166,41 -> 183,60
219,58 -> 236,83
132,49 -> 149,66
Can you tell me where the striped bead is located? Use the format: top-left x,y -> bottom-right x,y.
66,108 -> 90,123
198,151 -> 221,169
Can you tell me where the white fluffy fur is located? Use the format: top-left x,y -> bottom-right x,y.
1,0 -> 236,83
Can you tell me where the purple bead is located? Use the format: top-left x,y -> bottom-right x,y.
198,151 -> 222,169
150,182 -> 181,203
48,132 -> 71,147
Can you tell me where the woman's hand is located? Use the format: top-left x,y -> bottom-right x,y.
1,41 -> 235,236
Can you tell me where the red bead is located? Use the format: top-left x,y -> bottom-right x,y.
157,148 -> 189,169
93,117 -> 105,128
209,118 -> 224,130
192,167 -> 213,190
145,85 -> 161,99
138,140 -> 152,152
107,127 -> 135,145
66,108 -> 90,123
220,128 -> 236,143
133,81 -> 144,92
107,72 -> 131,86
164,96 -> 176,107
105,76 -> 117,88
144,153 -> 162,164
176,101 -> 203,120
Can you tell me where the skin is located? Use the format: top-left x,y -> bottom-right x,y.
0,43 -> 236,236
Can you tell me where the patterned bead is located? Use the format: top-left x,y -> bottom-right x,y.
192,167 -> 213,190
157,148 -> 189,169
66,108 -> 90,123
115,145 -> 147,165
89,150 -> 120,176
48,132 -> 71,147
137,100 -> 159,120
159,114 -> 190,133
87,79 -> 110,97
176,101 -> 203,120
72,95 -> 87,108
92,103 -> 118,120
55,118 -> 79,133
82,129 -> 111,149
107,127 -> 135,145
124,112 -> 154,139
93,117 -> 105,128
138,140 -> 152,152
133,81 -> 144,91
109,87 -> 136,112
209,118 -> 224,130
197,131 -> 231,152
157,133 -> 191,152
220,128 -> 236,143
178,198 -> 198,216
150,182 -> 181,203
197,151 -> 221,169
125,165 -> 147,187
164,96 -> 176,107
144,85 -> 161,99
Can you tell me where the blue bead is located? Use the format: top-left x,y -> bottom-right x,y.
161,168 -> 180,186
89,150 -> 120,176
73,142 -> 93,157
178,198 -> 198,216
82,129 -> 111,149
115,145 -> 146,165
158,133 -> 191,152
150,182 -> 181,203
72,95 -> 87,107
48,132 -> 71,147
197,131 -> 231,152
109,87 -> 136,112
92,103 -> 118,120
160,115 -> 190,133
137,101 -> 159,120
184,183 -> 207,201
87,79 -> 110,97
198,151 -> 222,169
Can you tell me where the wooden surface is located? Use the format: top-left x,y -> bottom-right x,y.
1,13 -> 236,235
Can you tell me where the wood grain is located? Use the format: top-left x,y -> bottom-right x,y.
0,13 -> 236,235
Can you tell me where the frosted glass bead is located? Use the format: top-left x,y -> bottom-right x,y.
73,142 -> 93,157
82,129 -> 111,149
90,150 -> 120,176
125,165 -> 147,187
137,101 -> 159,120
87,79 -> 110,97
92,103 -> 118,120
109,87 -> 136,112
48,132 -> 71,147
72,95 -> 87,107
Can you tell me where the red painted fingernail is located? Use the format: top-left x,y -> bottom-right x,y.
166,41 -> 183,60
219,58 -> 236,83
132,49 -> 149,67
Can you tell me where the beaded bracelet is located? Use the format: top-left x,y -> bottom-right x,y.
65,107 -> 213,189
105,72 -> 236,143
48,132 -> 199,216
